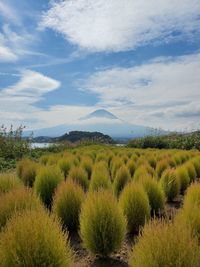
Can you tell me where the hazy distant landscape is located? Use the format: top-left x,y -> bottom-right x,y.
0,0 -> 200,266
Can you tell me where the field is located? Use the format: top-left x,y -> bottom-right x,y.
0,145 -> 200,267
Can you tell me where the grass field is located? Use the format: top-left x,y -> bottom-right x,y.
0,145 -> 200,266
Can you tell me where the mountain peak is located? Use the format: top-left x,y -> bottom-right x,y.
80,109 -> 119,120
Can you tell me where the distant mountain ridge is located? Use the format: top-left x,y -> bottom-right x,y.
33,130 -> 114,144
27,109 -> 166,139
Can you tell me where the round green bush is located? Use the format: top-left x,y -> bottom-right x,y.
89,162 -> 112,191
113,165 -> 131,196
139,176 -> 165,214
68,166 -> 89,191
34,166 -> 63,208
17,159 -> 38,187
119,183 -> 150,233
156,160 -> 169,179
126,160 -> 136,177
80,190 -> 126,256
81,157 -> 93,179
159,169 -> 180,201
183,182 -> 200,208
129,219 -> 200,267
191,157 -> 200,177
0,210 -> 73,267
184,162 -> 197,182
0,187 -> 43,230
176,166 -> 190,193
58,158 -> 73,179
0,173 -> 22,195
53,180 -> 84,232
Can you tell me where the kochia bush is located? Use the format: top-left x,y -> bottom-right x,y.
129,219 -> 200,267
113,165 -> 131,196
0,173 -> 22,195
53,180 -> 85,232
0,210 -> 73,267
119,183 -> 150,233
68,166 -> 89,191
80,190 -> 126,256
34,166 -> 63,208
159,169 -> 180,201
0,187 -> 42,230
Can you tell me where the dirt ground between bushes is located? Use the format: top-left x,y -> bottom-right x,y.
70,194 -> 184,267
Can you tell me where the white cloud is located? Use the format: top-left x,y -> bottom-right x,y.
0,1 -> 19,23
4,70 -> 60,98
41,0 -> 200,52
0,45 -> 18,62
80,53 -> 200,131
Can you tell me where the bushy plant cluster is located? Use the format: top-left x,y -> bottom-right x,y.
0,146 -> 200,266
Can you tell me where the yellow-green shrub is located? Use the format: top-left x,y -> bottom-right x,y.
156,159 -> 169,179
0,173 -> 22,195
53,180 -> 84,232
176,166 -> 190,193
129,219 -> 200,267
184,161 -> 197,182
113,165 -> 131,196
81,157 -> 93,179
191,157 -> 200,177
89,162 -> 111,191
68,166 -> 89,191
58,158 -> 73,179
0,187 -> 42,230
139,176 -> 165,214
126,160 -> 136,177
17,159 -> 38,187
34,166 -> 63,208
182,182 -> 200,208
80,190 -> 126,256
119,183 -> 150,233
0,210 -> 73,267
159,169 -> 180,201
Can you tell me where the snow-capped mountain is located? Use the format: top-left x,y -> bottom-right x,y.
28,109 -> 157,139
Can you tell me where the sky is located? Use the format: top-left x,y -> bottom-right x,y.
0,0 -> 200,132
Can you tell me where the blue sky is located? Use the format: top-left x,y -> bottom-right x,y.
0,0 -> 200,131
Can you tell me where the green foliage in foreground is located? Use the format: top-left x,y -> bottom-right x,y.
129,219 -> 200,267
0,210 -> 73,267
80,190 -> 126,256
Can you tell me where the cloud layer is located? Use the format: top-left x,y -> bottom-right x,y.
80,53 -> 200,130
41,0 -> 200,52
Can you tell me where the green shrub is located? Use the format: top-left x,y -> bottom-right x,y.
119,183 -> 150,233
191,157 -> 200,177
176,166 -> 190,193
58,158 -> 73,179
129,219 -> 200,267
53,180 -> 84,232
159,169 -> 180,201
182,182 -> 200,208
156,159 -> 169,179
34,166 -> 63,208
0,173 -> 22,195
89,162 -> 111,191
126,160 -> 136,177
17,159 -> 38,187
184,161 -> 197,182
139,176 -> 165,214
80,190 -> 126,256
0,187 -> 42,230
113,165 -> 131,196
0,210 -> 73,267
134,166 -> 152,182
111,157 -> 123,180
81,157 -> 93,179
68,166 -> 89,191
